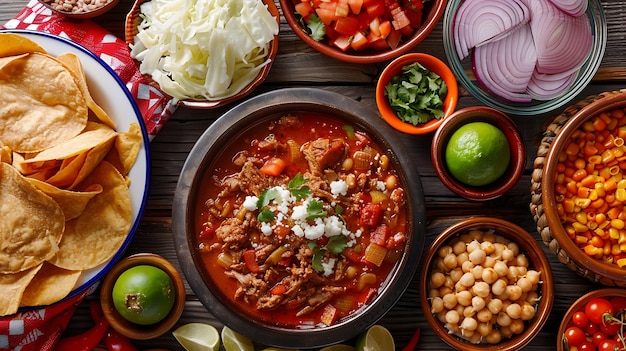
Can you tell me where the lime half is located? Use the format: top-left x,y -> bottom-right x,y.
355,325 -> 395,351
172,323 -> 220,351
222,326 -> 254,351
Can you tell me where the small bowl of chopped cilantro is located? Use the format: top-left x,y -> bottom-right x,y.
376,53 -> 458,134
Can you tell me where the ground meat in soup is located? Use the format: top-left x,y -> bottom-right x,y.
195,113 -> 408,328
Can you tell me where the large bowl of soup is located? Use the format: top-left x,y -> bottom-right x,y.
172,88 -> 426,348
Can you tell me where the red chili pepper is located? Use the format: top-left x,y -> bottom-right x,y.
401,328 -> 421,351
90,300 -> 104,321
104,328 -> 139,351
53,314 -> 110,351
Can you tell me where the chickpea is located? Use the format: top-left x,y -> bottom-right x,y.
443,253 -> 458,270
502,248 -> 514,262
452,240 -> 467,255
487,298 -> 503,314
516,276 -> 533,293
509,318 -> 525,335
521,302 -> 536,321
438,245 -> 453,258
526,270 -> 541,285
430,271 -> 446,288
461,260 -> 474,273
491,278 -> 508,296
456,252 -> 470,267
385,175 -> 397,190
477,321 -> 493,337
506,285 -> 523,301
500,326 -> 514,339
460,317 -> 478,332
477,309 -> 493,323
456,290 -> 473,306
459,272 -> 476,287
443,293 -> 457,310
471,295 -> 486,312
430,296 -> 444,314
445,310 -> 461,324
484,329 -> 502,345
467,240 -> 481,253
496,311 -> 512,327
505,303 -> 522,319
507,242 -> 520,256
473,281 -> 491,298
514,253 -> 529,267
493,261 -> 509,277
482,267 -> 499,284
469,248 -> 486,265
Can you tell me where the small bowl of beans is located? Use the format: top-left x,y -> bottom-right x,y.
418,216 -> 554,350
541,90 -> 626,286
38,0 -> 120,18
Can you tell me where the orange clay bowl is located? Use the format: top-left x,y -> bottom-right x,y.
100,253 -> 186,340
376,53 -> 458,134
556,288 -> 626,351
418,217 -> 554,351
431,106 -> 525,201
279,0 -> 447,64
125,0 -> 279,109
541,91 -> 626,286
38,0 -> 120,18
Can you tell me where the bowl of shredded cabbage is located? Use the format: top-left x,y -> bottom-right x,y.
125,0 -> 279,109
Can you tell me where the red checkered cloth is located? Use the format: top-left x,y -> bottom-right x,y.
0,1 -> 177,350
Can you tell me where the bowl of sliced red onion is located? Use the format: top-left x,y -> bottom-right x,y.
442,0 -> 606,116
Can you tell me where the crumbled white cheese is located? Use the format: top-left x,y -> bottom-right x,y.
376,181 -> 386,191
330,180 -> 348,196
291,202 -> 309,221
243,195 -> 259,211
261,222 -> 273,236
322,258 -> 336,277
324,216 -> 344,237
304,218 -> 326,240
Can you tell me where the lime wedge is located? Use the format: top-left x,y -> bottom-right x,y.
320,345 -> 356,351
221,326 -> 254,351
355,325 -> 395,351
172,323 -> 220,351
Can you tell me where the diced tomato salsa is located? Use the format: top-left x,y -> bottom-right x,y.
293,0 -> 426,52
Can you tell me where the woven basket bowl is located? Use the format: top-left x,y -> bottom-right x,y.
124,0 -> 279,109
531,89 -> 626,286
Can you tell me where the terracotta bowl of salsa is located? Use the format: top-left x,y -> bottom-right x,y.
172,88 -> 426,348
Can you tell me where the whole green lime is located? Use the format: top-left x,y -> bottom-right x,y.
112,265 -> 175,325
444,121 -> 510,186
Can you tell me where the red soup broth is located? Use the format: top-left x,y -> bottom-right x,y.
194,112 -> 408,328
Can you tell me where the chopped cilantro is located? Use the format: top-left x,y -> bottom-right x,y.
384,62 -> 448,126
308,235 -> 348,273
306,14 -> 326,42
289,173 -> 311,200
258,208 -> 275,222
257,188 -> 278,208
306,199 -> 327,220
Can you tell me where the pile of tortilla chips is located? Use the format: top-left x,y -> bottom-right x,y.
0,33 -> 143,316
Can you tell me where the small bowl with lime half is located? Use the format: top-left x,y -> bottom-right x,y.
431,106 -> 526,201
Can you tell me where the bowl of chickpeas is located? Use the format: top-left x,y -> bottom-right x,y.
38,0 -> 120,18
541,90 -> 626,286
418,216 -> 554,350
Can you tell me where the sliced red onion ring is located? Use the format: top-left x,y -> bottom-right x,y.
547,0 -> 587,17
526,70 -> 577,100
453,0 -> 530,60
526,0 -> 592,75
472,24 -> 535,102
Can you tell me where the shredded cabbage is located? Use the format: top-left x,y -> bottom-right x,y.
130,0 -> 278,101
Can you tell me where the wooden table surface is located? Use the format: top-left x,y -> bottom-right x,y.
2,0 -> 626,349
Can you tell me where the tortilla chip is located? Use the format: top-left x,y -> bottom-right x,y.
20,262 -> 81,307
56,53 -> 116,130
0,33 -> 46,58
0,264 -> 43,316
45,152 -> 88,188
0,163 -> 65,274
27,179 -> 103,220
0,53 -> 88,153
49,161 -> 131,270
21,122 -> 116,164
106,122 -> 143,176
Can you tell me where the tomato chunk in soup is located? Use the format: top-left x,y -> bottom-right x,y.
195,113 -> 408,327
